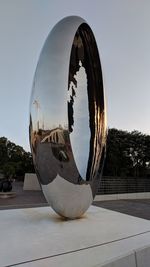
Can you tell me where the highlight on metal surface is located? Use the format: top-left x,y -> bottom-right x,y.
29,16 -> 107,219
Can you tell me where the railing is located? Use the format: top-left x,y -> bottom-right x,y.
97,176 -> 150,195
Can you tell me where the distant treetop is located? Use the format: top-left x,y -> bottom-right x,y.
103,128 -> 150,177
0,137 -> 34,180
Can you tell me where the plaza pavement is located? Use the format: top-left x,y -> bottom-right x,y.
0,181 -> 150,220
0,181 -> 48,210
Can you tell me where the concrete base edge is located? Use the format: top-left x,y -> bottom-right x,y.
1,206 -> 150,267
100,245 -> 150,267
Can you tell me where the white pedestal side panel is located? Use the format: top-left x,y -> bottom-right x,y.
0,206 -> 150,267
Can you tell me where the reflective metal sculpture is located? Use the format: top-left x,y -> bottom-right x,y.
29,16 -> 107,219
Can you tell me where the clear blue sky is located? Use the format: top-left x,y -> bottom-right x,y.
0,0 -> 150,151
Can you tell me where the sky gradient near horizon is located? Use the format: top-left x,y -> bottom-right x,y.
0,0 -> 150,151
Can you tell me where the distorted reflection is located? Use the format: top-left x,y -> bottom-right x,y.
68,60 -> 90,179
29,21 -> 107,200
68,24 -> 106,188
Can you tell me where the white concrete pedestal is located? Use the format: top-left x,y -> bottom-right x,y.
23,173 -> 41,190
1,206 -> 150,267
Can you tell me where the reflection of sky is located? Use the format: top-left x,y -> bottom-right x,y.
31,101 -> 67,131
68,62 -> 90,179
31,83 -> 67,131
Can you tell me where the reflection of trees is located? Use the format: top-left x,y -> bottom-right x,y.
68,31 -> 85,133
78,24 -> 106,181
68,95 -> 74,132
68,24 -> 106,181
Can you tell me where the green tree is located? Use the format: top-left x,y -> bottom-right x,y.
3,162 -> 16,179
103,128 -> 150,177
0,137 -> 35,180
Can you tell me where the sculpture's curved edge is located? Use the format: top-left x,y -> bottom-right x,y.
29,16 -> 107,219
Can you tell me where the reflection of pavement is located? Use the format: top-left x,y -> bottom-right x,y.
0,181 -> 48,210
93,199 -> 150,220
35,143 -> 80,185
42,174 -> 93,219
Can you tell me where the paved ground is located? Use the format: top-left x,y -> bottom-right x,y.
0,182 -> 150,220
93,199 -> 150,220
0,181 -> 48,210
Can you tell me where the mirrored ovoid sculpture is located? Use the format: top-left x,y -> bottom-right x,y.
29,16 -> 107,219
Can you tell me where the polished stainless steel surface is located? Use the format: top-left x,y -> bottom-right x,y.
29,16 -> 107,219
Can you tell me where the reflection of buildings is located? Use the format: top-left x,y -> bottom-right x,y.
41,128 -> 69,162
30,125 -> 71,164
41,128 -> 66,145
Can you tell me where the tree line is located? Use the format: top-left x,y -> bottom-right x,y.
103,128 -> 150,177
0,137 -> 34,180
0,128 -> 150,180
